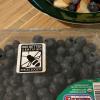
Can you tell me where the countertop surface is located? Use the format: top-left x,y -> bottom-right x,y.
0,0 -> 100,30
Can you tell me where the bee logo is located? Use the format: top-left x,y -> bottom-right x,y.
16,43 -> 46,73
22,51 -> 41,68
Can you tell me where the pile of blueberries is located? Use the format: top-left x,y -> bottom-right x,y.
0,35 -> 100,100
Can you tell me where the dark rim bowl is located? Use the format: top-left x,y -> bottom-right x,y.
29,0 -> 100,24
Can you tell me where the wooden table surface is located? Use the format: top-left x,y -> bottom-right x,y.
0,0 -> 100,30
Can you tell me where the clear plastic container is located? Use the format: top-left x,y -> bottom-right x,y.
0,28 -> 100,47
0,28 -> 100,100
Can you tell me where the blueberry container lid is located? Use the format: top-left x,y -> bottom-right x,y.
0,28 -> 100,47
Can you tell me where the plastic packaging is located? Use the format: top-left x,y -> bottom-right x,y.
0,28 -> 100,100
0,28 -> 100,46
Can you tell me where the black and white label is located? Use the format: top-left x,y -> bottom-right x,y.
16,43 -> 46,73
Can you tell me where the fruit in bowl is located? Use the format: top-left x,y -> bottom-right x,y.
29,0 -> 100,23
53,0 -> 100,13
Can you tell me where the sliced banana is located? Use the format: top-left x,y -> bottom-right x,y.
63,0 -> 72,4
77,0 -> 90,13
54,0 -> 71,8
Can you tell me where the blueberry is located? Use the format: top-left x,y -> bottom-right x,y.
73,37 -> 86,51
3,79 -> 10,87
61,60 -> 71,69
45,38 -> 56,48
72,0 -> 80,4
23,85 -> 33,95
53,65 -> 62,74
12,40 -> 20,48
83,43 -> 96,55
64,56 -> 73,64
57,40 -> 65,47
65,37 -> 74,48
55,55 -> 64,63
15,87 -> 25,97
10,75 -> 22,87
37,88 -> 50,98
62,66 -> 72,78
2,70 -> 11,79
57,46 -> 65,55
32,35 -> 43,43
6,86 -> 14,95
83,46 -> 90,55
86,52 -> 97,63
69,47 -> 76,56
74,37 -> 86,46
87,43 -> 96,52
53,73 -> 65,85
88,2 -> 99,12
62,65 -> 71,75
23,82 -> 36,95
4,45 -> 14,52
46,50 -> 56,58
33,75 -> 49,88
50,61 -> 62,73
3,58 -> 14,69
22,74 -> 33,83
68,3 -> 76,12
6,48 -> 15,58
74,52 -> 83,64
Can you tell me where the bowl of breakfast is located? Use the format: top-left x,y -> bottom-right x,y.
29,0 -> 100,24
